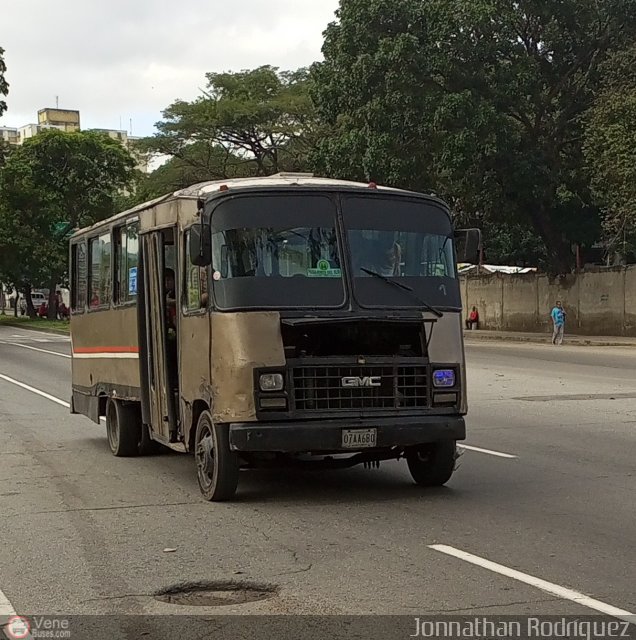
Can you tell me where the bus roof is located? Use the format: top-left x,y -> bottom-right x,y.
71,173 -> 441,238
175,173 -> 405,197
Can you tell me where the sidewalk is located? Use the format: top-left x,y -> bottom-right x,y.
463,329 -> 636,347
0,316 -> 69,335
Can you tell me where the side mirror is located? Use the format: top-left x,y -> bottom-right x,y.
220,245 -> 229,279
189,223 -> 211,266
454,228 -> 481,264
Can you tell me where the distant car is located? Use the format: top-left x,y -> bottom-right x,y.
19,292 -> 48,315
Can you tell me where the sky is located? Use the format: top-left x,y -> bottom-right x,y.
0,0 -> 340,137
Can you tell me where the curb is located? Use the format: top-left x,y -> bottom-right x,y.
463,332 -> 636,348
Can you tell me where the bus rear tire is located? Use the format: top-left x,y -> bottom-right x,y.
195,411 -> 239,501
406,441 -> 457,487
106,398 -> 141,457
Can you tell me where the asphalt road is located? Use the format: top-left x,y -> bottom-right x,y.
0,326 -> 634,631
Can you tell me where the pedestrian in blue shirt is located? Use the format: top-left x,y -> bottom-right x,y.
551,300 -> 565,345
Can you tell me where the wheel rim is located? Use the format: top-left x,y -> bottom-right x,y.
196,423 -> 215,491
107,403 -> 118,451
412,445 -> 434,463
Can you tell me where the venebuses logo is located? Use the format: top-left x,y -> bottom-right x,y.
5,615 -> 30,639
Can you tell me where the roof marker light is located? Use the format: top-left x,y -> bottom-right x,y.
219,184 -> 229,192
368,182 -> 378,189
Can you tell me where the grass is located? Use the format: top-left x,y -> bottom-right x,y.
0,314 -> 70,334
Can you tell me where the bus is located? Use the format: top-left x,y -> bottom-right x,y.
69,174 -> 480,501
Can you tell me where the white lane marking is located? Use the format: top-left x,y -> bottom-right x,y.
0,341 -> 70,359
6,331 -> 69,341
457,444 -> 517,459
0,586 -> 17,618
0,374 -> 70,408
429,544 -> 635,623
71,353 -> 138,359
0,373 -> 104,423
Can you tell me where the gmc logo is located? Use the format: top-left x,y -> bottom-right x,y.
341,376 -> 382,388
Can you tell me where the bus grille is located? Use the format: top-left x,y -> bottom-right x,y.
292,364 -> 428,411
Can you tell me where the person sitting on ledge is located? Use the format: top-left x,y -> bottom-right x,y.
465,306 -> 479,330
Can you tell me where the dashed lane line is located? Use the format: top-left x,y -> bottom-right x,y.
457,444 -> 518,459
0,374 -> 70,408
429,544 -> 635,624
0,341 -> 71,359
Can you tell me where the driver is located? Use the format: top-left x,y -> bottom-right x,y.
374,233 -> 402,276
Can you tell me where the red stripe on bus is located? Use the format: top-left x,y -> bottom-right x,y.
73,346 -> 140,354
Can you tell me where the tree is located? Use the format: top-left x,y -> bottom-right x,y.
312,0 -> 636,272
0,129 -> 136,317
142,66 -> 317,179
584,46 -> 636,262
134,141 -> 258,204
0,45 -> 8,118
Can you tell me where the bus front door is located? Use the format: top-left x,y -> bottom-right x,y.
141,232 -> 178,444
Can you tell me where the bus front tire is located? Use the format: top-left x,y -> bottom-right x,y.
406,441 -> 457,487
106,399 -> 141,457
195,411 -> 239,501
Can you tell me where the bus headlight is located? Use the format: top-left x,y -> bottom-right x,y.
259,373 -> 284,391
433,369 -> 455,388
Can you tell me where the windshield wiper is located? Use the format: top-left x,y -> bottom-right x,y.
359,267 -> 444,317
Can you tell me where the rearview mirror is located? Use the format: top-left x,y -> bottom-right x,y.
189,223 -> 211,266
454,228 -> 481,264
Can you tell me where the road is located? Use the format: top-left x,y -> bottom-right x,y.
0,326 -> 634,633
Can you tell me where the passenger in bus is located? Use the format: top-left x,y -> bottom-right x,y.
164,268 -> 178,390
165,268 -> 177,331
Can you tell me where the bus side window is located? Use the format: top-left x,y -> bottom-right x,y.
89,232 -> 112,308
114,222 -> 139,304
71,241 -> 87,312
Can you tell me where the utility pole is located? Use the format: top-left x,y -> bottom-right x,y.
56,95 -> 59,108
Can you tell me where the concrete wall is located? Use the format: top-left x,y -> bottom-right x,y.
461,266 -> 636,336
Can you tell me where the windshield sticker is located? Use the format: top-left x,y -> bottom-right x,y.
213,270 -> 221,281
307,259 -> 341,278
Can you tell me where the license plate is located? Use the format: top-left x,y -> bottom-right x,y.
341,428 -> 377,449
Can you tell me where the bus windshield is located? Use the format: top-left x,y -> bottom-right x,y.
211,195 -> 345,309
343,196 -> 460,309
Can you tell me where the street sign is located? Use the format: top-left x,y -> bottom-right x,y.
53,222 -> 74,239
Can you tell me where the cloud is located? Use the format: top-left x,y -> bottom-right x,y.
0,0 -> 339,135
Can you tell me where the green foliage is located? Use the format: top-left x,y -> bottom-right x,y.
0,45 -> 8,117
0,129 -> 137,297
312,0 -> 636,272
584,46 -> 636,259
134,142 -> 259,203
141,65 -> 316,180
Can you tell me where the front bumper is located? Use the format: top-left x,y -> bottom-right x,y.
229,415 -> 465,453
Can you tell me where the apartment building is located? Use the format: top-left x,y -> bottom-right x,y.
0,126 -> 19,144
0,108 -> 149,172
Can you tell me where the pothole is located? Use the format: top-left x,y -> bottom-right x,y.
154,580 -> 278,607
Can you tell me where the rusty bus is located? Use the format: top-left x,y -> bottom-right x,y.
69,174 -> 480,500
